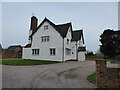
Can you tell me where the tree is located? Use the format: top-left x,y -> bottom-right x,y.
99,29 -> 120,60
86,50 -> 94,56
0,43 -> 2,54
95,49 -> 104,59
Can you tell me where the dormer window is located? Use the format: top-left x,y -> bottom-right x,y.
44,25 -> 48,30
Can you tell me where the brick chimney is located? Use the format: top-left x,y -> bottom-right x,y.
28,16 -> 38,43
30,16 -> 38,33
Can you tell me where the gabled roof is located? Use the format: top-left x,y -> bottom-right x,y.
8,45 -> 22,50
71,30 -> 85,44
24,44 -> 31,48
78,46 -> 86,52
56,23 -> 72,37
30,18 -> 71,38
29,17 -> 85,43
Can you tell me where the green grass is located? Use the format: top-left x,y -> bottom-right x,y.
87,72 -> 96,83
0,59 -> 60,66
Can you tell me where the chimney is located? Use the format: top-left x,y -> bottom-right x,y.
30,16 -> 38,33
28,16 -> 38,43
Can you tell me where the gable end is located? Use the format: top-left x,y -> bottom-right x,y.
29,17 -> 72,38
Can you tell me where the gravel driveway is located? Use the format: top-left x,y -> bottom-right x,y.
2,61 -> 96,88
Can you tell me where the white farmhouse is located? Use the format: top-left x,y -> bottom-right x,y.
22,16 -> 86,62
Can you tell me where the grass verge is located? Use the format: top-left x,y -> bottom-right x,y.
0,59 -> 60,66
87,72 -> 96,84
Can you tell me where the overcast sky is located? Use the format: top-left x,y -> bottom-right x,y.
2,2 -> 118,53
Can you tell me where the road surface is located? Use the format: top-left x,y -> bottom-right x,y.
2,61 -> 96,88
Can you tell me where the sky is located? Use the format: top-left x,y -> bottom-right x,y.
1,2 -> 118,53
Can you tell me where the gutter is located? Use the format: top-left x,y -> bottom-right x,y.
76,41 -> 78,60
62,37 -> 64,62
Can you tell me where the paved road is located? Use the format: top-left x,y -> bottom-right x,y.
2,61 -> 96,88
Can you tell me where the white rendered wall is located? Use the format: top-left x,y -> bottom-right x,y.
23,21 -> 63,61
70,41 -> 77,60
22,48 -> 32,59
70,39 -> 85,61
64,27 -> 72,61
22,21 -> 86,62
78,51 -> 86,61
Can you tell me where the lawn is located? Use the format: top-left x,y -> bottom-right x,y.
0,59 -> 60,66
87,72 -> 96,84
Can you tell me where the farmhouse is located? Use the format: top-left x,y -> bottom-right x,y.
22,16 -> 86,62
2,45 -> 22,58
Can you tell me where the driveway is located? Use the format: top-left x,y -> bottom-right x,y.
2,61 -> 96,88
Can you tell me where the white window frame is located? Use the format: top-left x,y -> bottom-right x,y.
50,48 -> 56,55
41,36 -> 50,42
44,25 -> 48,30
32,49 -> 39,55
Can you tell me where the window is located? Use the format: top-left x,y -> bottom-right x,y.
32,49 -> 39,55
50,48 -> 56,55
67,39 -> 69,44
66,48 -> 71,55
41,36 -> 50,42
44,25 -> 48,30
